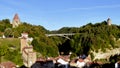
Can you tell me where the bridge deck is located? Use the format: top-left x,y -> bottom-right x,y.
45,33 -> 75,37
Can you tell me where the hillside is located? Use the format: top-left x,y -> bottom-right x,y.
0,19 -> 59,62
0,38 -> 23,65
1,18 -> 120,64
50,21 -> 120,62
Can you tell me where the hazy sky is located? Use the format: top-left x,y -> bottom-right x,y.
0,0 -> 120,30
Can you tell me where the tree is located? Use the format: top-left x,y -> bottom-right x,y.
0,45 -> 9,57
4,50 -> 23,65
70,33 -> 84,55
4,28 -> 13,37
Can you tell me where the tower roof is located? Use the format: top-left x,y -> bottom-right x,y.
13,13 -> 19,20
107,18 -> 111,21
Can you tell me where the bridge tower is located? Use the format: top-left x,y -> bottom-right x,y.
12,13 -> 21,28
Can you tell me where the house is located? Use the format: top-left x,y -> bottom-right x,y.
55,55 -> 70,68
70,59 -> 78,67
56,55 -> 70,64
76,58 -> 86,68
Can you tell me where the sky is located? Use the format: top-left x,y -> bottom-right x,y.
0,0 -> 120,30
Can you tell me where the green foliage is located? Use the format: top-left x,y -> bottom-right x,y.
0,38 -> 20,49
90,53 -> 94,60
0,38 -> 22,65
0,19 -> 12,32
54,27 -> 79,33
70,53 -> 77,60
32,36 -> 59,57
4,28 -> 13,37
11,22 -> 60,57
0,45 -> 9,57
4,50 -> 23,65
51,21 -> 120,57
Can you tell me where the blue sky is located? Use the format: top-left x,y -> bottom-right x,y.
0,0 -> 120,30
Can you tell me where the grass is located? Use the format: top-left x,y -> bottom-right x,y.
0,38 -> 23,66
0,38 -> 20,49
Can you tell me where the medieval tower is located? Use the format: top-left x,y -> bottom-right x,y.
107,18 -> 112,26
20,33 -> 36,67
12,13 -> 21,28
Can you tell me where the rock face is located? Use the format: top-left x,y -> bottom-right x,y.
90,38 -> 120,61
91,48 -> 120,61
12,13 -> 21,28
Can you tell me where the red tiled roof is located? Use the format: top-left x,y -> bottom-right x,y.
0,61 -> 16,68
37,57 -> 46,61
13,13 -> 19,20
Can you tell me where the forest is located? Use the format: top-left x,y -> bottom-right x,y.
0,19 -> 120,65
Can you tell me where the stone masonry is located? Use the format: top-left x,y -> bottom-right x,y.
20,33 -> 36,67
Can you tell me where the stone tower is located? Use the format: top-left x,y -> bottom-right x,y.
107,18 -> 111,26
20,33 -> 29,53
12,13 -> 21,28
20,33 -> 36,67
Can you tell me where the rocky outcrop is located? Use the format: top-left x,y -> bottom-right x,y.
91,47 -> 120,61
